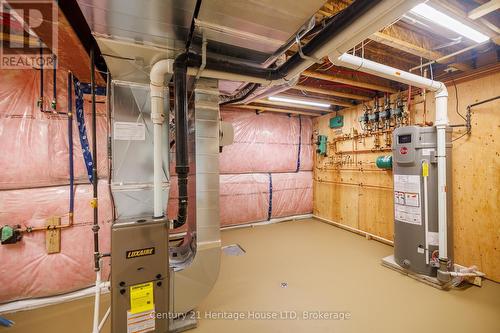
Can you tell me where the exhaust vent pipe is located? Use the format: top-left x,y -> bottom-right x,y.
173,54 -> 190,229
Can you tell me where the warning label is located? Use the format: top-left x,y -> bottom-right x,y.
114,122 -> 146,141
394,174 -> 422,225
130,282 -> 154,314
127,309 -> 155,333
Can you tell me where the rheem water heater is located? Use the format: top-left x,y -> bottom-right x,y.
392,126 -> 453,276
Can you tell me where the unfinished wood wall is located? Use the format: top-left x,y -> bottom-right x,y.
313,71 -> 500,282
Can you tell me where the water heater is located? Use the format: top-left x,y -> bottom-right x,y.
392,126 -> 453,276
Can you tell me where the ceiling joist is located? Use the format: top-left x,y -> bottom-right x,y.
292,84 -> 371,101
370,31 -> 472,72
468,0 -> 500,20
302,70 -> 398,94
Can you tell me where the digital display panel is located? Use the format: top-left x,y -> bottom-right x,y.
398,134 -> 412,144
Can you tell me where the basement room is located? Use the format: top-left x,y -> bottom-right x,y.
0,0 -> 499,332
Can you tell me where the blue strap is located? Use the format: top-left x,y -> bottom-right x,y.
296,115 -> 302,172
267,172 -> 273,220
0,316 -> 14,327
73,77 -> 94,184
79,83 -> 106,96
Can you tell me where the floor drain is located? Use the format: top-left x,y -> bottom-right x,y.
222,244 -> 246,256
280,282 -> 288,288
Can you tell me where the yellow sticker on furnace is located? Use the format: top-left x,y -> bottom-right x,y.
130,282 -> 154,314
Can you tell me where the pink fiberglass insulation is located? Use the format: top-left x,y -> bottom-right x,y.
166,174 -> 269,228
218,109 -> 313,173
0,180 -> 112,303
0,69 -> 108,190
219,173 -> 271,226
271,171 -> 313,218
167,172 -> 312,228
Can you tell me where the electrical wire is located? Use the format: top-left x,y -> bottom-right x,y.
452,131 -> 469,142
452,79 -> 466,122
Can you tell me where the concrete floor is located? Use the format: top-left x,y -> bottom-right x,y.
4,218 -> 500,333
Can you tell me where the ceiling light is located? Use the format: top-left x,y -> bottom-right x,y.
268,96 -> 331,108
410,3 -> 489,43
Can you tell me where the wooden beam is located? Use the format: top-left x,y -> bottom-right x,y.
231,104 -> 323,117
292,84 -> 371,101
468,0 -> 500,20
303,70 -> 398,93
370,32 -> 472,72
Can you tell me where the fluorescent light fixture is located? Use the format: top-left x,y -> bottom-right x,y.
268,96 -> 331,108
410,3 -> 489,43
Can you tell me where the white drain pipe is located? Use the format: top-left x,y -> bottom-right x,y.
150,59 -> 174,218
331,53 -> 450,262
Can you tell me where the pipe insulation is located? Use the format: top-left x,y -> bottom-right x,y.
332,53 -> 450,263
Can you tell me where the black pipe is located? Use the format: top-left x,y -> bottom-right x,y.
39,44 -> 43,111
185,0 -> 203,52
186,0 -> 380,82
68,71 -> 74,226
52,54 -> 57,110
173,54 -> 189,229
469,95 -> 499,108
90,48 -> 100,271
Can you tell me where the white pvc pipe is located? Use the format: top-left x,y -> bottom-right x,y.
150,59 -> 174,218
91,264 -> 101,333
333,53 -> 449,262
98,307 -> 111,331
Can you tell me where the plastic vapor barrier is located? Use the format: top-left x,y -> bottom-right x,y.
0,181 -> 112,302
219,109 -> 313,173
0,70 -> 108,190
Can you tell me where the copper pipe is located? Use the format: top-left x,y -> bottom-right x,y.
22,223 -> 72,233
314,179 -> 393,190
335,148 -> 392,154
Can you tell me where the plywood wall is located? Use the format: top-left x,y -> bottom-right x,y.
313,71 -> 500,282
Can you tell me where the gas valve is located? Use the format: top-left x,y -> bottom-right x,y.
0,225 -> 22,244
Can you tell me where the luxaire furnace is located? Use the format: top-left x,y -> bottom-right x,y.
111,219 -> 169,333
392,126 -> 453,276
